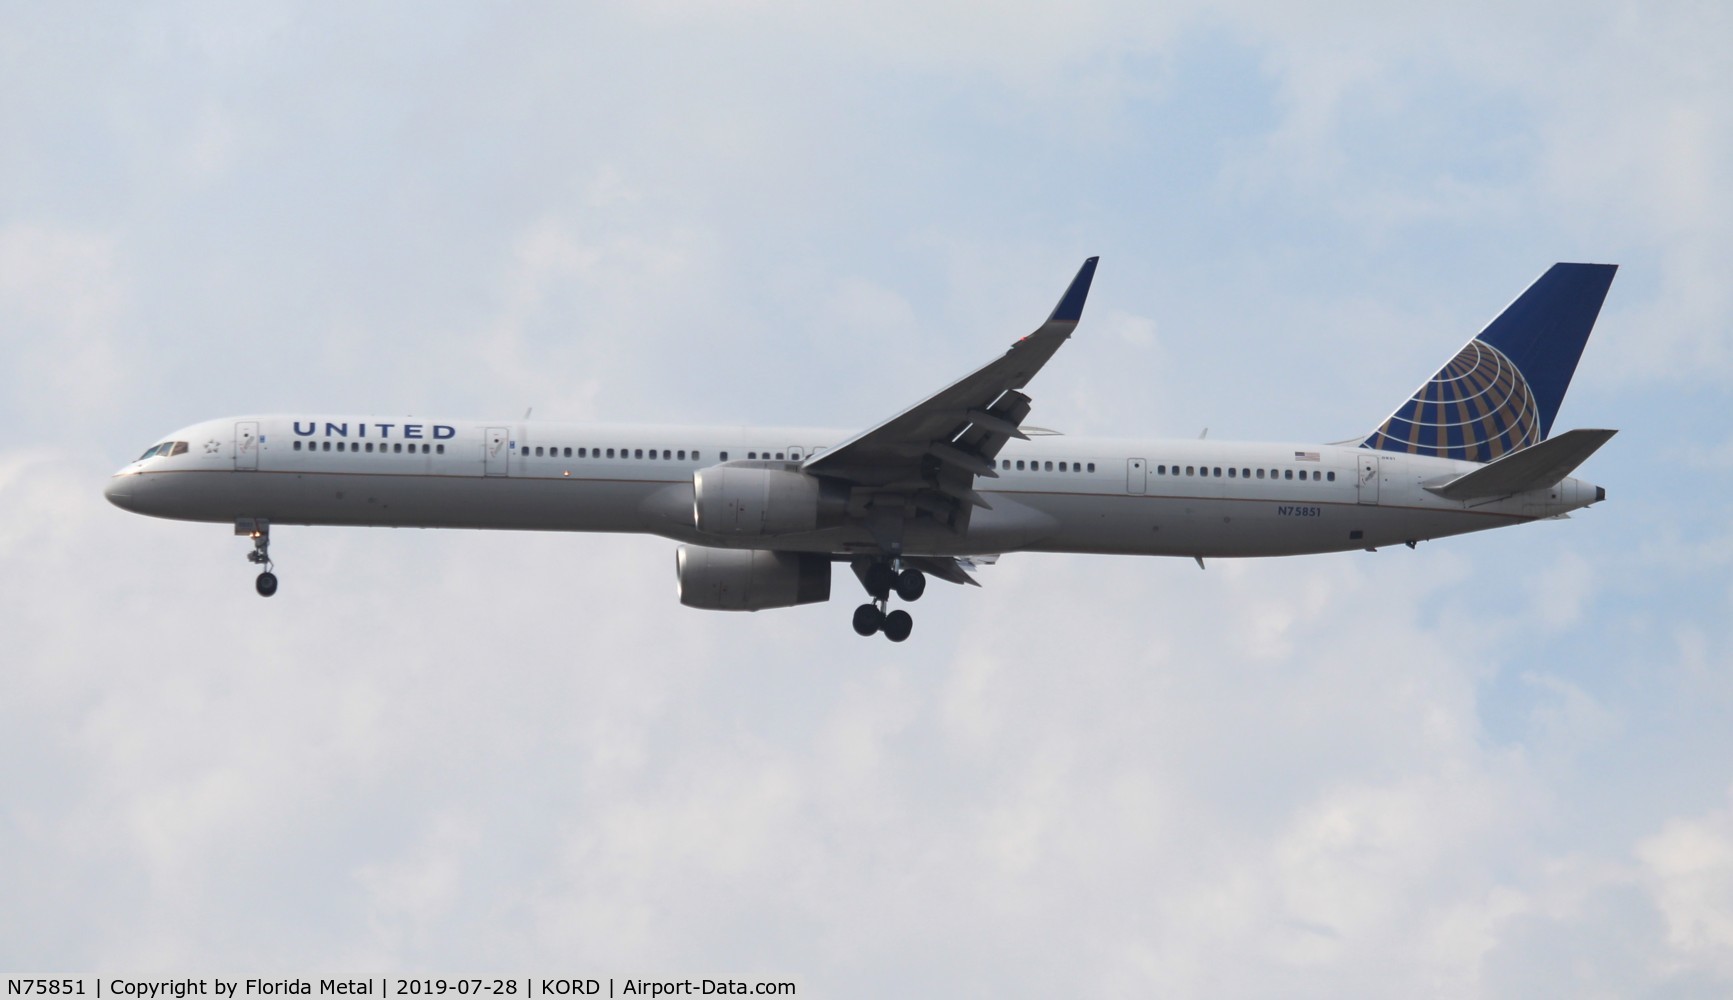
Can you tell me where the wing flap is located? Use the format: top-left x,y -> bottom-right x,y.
905,555 -> 993,587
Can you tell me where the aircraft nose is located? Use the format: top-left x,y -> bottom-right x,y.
104,473 -> 137,511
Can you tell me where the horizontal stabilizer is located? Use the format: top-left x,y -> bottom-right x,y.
1425,428 -> 1616,500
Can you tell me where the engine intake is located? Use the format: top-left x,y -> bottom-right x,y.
693,465 -> 845,536
676,546 -> 832,611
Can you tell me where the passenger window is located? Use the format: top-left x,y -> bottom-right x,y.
748,452 -> 757,460
1214,467 -> 1222,477
1016,460 -> 1026,470
323,441 -> 332,452
1242,468 -> 1250,478
1327,471 -> 1335,482
694,451 -> 701,461
1313,470 -> 1321,481
1087,463 -> 1095,472
1284,469 -> 1292,480
1186,466 -> 1194,476
293,441 -> 302,451
634,449 -> 643,459
337,442 -> 346,452
1255,469 -> 1264,479
1228,468 -> 1236,478
664,450 -> 671,460
437,444 -> 445,454
606,448 -> 615,458
579,448 -> 587,458
678,450 -> 686,460
719,452 -> 727,461
775,452 -> 785,460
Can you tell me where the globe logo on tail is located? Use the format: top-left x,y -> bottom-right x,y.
1363,339 -> 1540,462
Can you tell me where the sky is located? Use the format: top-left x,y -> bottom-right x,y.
3,1 -> 1732,994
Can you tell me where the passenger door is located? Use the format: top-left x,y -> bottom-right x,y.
234,421 -> 260,471
1357,453 -> 1380,504
1127,458 -> 1147,494
485,427 -> 510,476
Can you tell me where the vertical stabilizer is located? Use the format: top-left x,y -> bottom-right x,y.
1363,263 -> 1616,462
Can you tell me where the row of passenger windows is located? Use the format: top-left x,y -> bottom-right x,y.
1156,464 -> 1333,482
1000,460 -> 1097,472
518,447 -> 812,462
293,441 -> 444,454
521,446 -> 706,461
136,441 -> 189,461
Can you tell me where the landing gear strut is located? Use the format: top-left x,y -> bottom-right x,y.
851,558 -> 923,642
239,518 -> 277,597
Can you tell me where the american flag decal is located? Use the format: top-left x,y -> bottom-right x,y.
1294,451 -> 1320,461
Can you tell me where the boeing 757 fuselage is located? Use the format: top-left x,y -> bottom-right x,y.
107,260 -> 1617,642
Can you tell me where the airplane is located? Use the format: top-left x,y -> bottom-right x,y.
105,259 -> 1618,642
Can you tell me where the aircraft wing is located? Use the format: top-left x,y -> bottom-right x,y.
802,258 -> 1098,530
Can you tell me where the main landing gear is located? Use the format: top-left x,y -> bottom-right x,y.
851,560 -> 925,642
239,518 -> 277,597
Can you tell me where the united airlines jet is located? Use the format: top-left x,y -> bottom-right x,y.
106,260 -> 1617,641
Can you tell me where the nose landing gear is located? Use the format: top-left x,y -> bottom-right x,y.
851,558 -> 923,642
238,518 -> 277,597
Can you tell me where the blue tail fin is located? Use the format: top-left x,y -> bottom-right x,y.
1362,263 -> 1617,462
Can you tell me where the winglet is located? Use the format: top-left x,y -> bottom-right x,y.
1046,257 -> 1100,324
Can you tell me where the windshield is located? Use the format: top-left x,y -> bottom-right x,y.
134,441 -> 188,462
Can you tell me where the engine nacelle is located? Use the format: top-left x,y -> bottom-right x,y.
693,465 -> 845,536
676,546 -> 832,611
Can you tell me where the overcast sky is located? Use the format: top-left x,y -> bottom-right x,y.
4,1 -> 1733,995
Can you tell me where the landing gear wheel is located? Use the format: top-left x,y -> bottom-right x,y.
852,603 -> 883,636
882,609 -> 913,642
864,563 -> 897,601
894,568 -> 926,602
255,571 -> 279,597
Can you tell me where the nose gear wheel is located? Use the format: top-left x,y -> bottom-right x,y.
241,520 -> 278,597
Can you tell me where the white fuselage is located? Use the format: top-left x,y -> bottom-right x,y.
104,415 -> 1603,559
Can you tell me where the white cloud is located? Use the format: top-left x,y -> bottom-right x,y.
1639,790 -> 1733,978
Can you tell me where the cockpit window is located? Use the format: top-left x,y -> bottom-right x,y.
134,441 -> 190,462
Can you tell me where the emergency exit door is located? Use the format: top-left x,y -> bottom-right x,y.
1127,458 -> 1147,494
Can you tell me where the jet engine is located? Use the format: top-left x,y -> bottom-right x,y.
692,465 -> 847,536
676,545 -> 832,611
